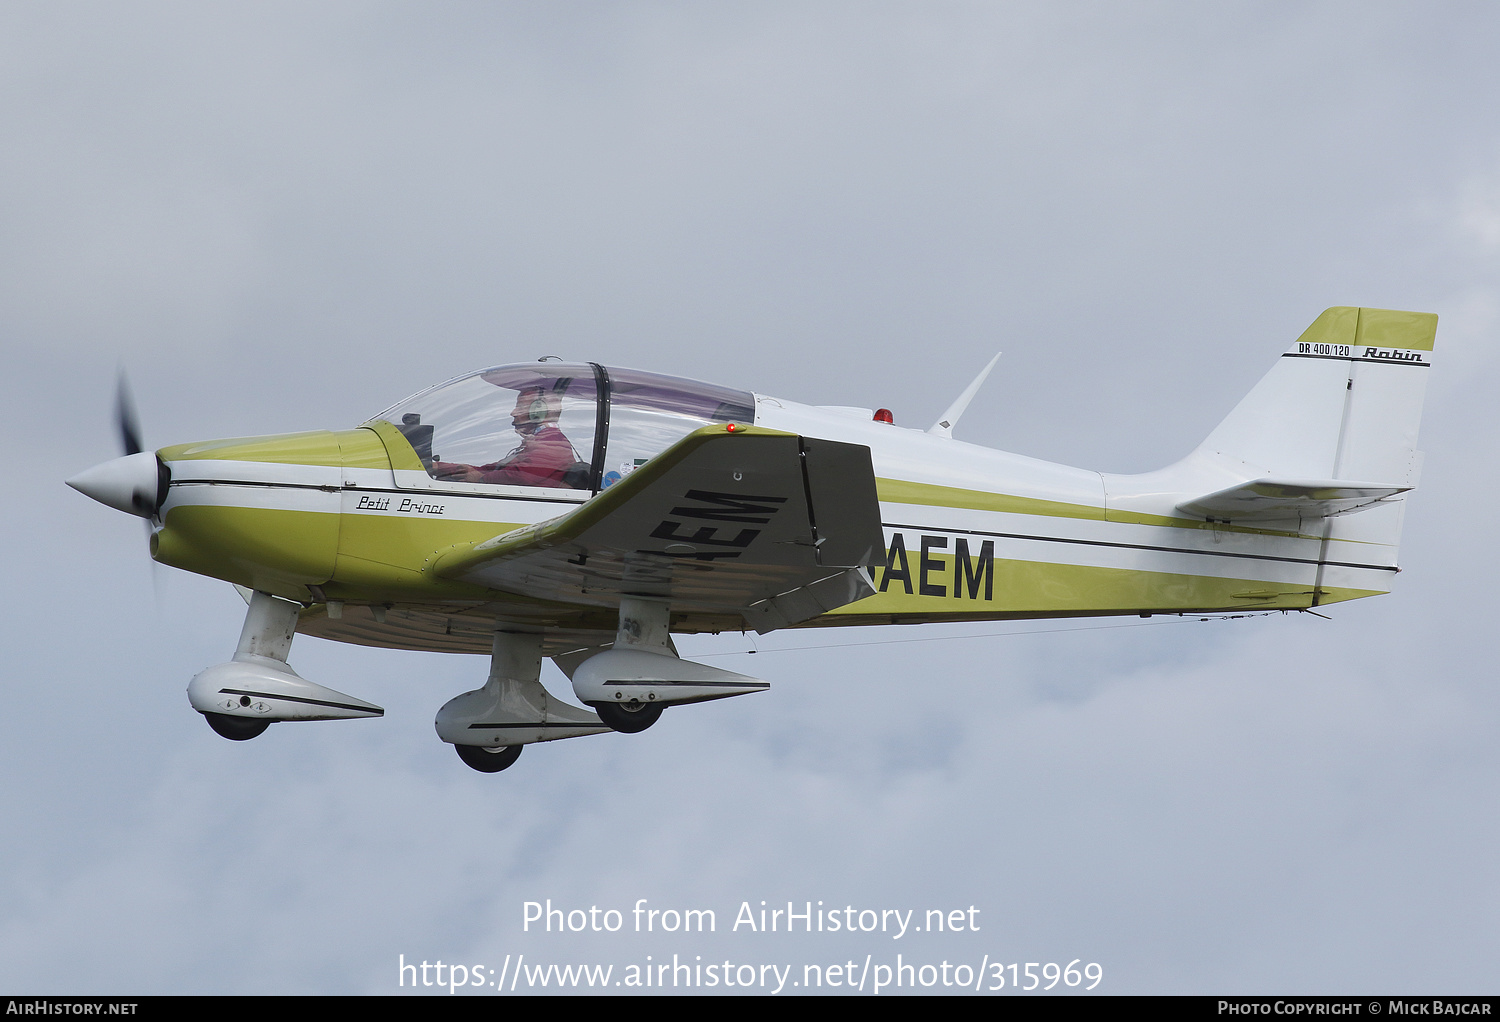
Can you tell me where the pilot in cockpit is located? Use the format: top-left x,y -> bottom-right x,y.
431,386 -> 583,487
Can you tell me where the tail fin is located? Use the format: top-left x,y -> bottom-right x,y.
1103,307 -> 1435,603
1192,307 -> 1435,591
1196,307 -> 1435,485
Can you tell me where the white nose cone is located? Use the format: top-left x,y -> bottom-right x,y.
66,451 -> 162,517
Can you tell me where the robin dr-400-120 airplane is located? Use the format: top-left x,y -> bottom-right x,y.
69,306 -> 1434,773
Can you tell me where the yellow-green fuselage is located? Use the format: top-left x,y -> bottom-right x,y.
151,411 -> 1384,657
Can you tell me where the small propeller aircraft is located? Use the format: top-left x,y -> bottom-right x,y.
69,306 -> 1435,772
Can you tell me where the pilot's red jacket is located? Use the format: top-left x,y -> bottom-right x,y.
470,425 -> 578,487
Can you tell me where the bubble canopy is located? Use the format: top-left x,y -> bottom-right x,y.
373,363 -> 756,494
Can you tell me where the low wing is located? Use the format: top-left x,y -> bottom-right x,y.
429,424 -> 886,632
1177,478 -> 1411,522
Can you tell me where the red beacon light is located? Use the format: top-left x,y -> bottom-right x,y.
873,408 -> 894,424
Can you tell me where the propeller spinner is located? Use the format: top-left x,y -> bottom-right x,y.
66,374 -> 170,518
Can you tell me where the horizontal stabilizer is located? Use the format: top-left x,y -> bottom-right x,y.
1177,478 -> 1411,522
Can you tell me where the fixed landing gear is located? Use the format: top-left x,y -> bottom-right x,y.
434,631 -> 612,773
203,711 -> 271,741
189,590 -> 384,741
565,596 -> 766,731
455,743 -> 523,773
592,700 -> 664,734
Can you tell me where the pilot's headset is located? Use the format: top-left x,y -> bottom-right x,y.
515,387 -> 562,434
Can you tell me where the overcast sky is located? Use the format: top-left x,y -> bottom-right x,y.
5,1 -> 1500,995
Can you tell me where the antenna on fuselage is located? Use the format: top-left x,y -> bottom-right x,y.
928,351 -> 1001,439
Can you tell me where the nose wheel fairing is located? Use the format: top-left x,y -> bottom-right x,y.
188,590 -> 384,738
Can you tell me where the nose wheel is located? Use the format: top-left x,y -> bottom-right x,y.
455,743 -> 523,773
593,700 -> 664,734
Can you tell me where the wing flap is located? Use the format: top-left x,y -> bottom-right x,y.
801,437 -> 887,568
742,567 -> 877,633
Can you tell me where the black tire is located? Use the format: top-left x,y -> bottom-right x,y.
204,712 -> 271,741
455,743 -> 523,773
593,700 -> 665,734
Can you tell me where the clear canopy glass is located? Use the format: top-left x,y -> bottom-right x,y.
372,363 -> 754,494
600,367 -> 754,490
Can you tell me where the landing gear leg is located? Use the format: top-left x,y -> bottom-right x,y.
587,596 -> 674,734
